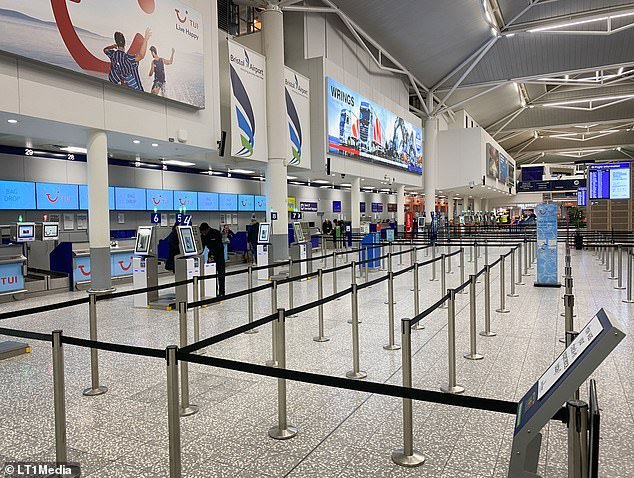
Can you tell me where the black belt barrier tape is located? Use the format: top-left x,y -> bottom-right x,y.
410,292 -> 451,327
188,281 -> 273,309
358,273 -> 389,290
393,264 -> 416,277
285,287 -> 352,318
96,278 -> 193,302
0,327 -> 53,342
0,297 -> 90,321
62,335 -> 165,359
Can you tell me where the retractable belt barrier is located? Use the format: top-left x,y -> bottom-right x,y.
188,281 -> 273,309
0,297 -> 90,321
95,278 -> 194,302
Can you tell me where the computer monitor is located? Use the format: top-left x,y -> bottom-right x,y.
293,222 -> 305,243
43,223 -> 59,240
177,226 -> 198,256
17,223 -> 35,242
134,226 -> 154,256
258,223 -> 271,244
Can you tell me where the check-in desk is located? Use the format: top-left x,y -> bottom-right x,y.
0,244 -> 27,300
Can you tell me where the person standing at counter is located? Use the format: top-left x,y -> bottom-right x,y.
165,224 -> 179,273
200,223 -> 226,298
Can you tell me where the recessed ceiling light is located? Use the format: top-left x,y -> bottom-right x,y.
133,140 -> 141,144
61,146 -> 88,154
287,176 -> 297,180
151,143 -> 158,147
312,179 -> 330,184
162,159 -> 196,167
340,183 -> 351,187
7,119 -> 18,124
229,169 -> 255,174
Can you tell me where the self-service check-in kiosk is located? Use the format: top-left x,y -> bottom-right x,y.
132,225 -> 175,309
0,223 -> 34,299
256,222 -> 272,281
175,225 -> 203,304
290,222 -> 312,279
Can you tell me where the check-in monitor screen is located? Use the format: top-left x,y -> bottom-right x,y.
293,222 -> 305,242
178,226 -> 197,255
258,223 -> 271,243
43,224 -> 59,239
18,224 -> 34,240
135,227 -> 153,255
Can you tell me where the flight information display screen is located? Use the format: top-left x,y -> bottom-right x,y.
577,187 -> 587,206
589,163 -> 630,200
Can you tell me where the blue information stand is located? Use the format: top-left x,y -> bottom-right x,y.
359,232 -> 381,269
535,202 -> 560,287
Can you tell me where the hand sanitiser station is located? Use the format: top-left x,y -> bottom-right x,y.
257,222 -> 272,280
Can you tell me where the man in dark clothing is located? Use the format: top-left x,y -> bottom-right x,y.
103,29 -> 152,91
165,224 -> 179,273
149,46 -> 175,96
200,222 -> 226,297
247,219 -> 259,263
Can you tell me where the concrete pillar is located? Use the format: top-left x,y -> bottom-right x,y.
482,198 -> 489,212
396,184 -> 405,232
262,6 -> 289,262
424,115 -> 438,223
351,176 -> 361,234
473,197 -> 482,212
86,130 -> 113,292
448,198 -> 455,222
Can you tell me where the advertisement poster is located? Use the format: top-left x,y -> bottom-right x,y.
326,77 -> 422,174
508,163 -> 515,188
535,202 -> 559,286
0,0 -> 205,108
228,40 -> 267,161
288,197 -> 297,211
486,143 -> 499,179
284,67 -> 311,169
499,154 -> 508,183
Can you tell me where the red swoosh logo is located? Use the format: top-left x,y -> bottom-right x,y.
179,199 -> 186,206
51,0 -> 148,74
78,265 -> 91,276
118,260 -> 132,271
175,9 -> 187,23
152,197 -> 161,206
46,193 -> 59,203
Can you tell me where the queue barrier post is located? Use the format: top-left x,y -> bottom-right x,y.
480,265 -> 496,337
287,259 -> 298,317
365,248 -> 370,284
268,308 -> 298,440
484,238 -> 488,266
392,319 -> 425,467
266,281 -> 279,367
507,248 -> 519,298
351,260 -> 357,285
192,276 -> 201,344
245,265 -> 258,334
439,255 -> 448,309
430,246 -> 438,281
567,400 -> 589,478
82,292 -> 108,397
332,253 -> 338,295
468,240 -> 473,263
384,271 -> 400,351
528,241 -> 534,270
178,302 -> 198,417
314,269 -> 330,342
440,290 -> 465,395
495,255 -> 510,314
166,345 -> 182,478
447,244 -> 453,274
52,330 -> 68,465
464,276 -> 484,361
516,243 -> 525,285
523,239 -> 529,276
559,294 -> 575,344
615,245 -> 625,290
346,283 -> 367,380
412,262 -> 424,330
399,243 -> 403,266
458,247 -> 467,294
609,247 -> 616,278
474,242 -> 480,283
624,250 -> 634,304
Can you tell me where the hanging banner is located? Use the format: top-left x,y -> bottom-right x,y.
0,0 -> 205,108
228,40 -> 267,161
535,202 -> 559,287
284,67 -> 311,169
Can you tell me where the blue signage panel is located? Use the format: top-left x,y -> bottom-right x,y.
255,195 -> 267,211
577,187 -> 587,207
115,187 -> 146,211
176,214 -> 192,226
238,194 -> 255,211
198,192 -> 219,211
0,180 -> 36,210
111,251 -> 135,277
536,203 -> 559,286
333,200 -> 342,212
360,202 -> 366,213
150,213 -> 161,225
326,77 -> 423,174
0,262 -> 25,293
79,185 -> 115,210
73,256 -> 92,283
518,179 -> 585,193
146,189 -> 174,211
290,211 -> 302,220
589,162 -> 630,200
35,182 -> 79,210
299,201 -> 318,212
174,190 -> 198,211
219,193 -> 238,211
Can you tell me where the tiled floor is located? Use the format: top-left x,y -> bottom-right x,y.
0,245 -> 632,477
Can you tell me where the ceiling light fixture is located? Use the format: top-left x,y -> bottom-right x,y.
162,159 -> 196,167
151,143 -> 158,147
228,168 -> 255,174
7,119 -> 18,124
61,146 -> 88,154
527,11 -> 634,33
133,140 -> 141,144
541,94 -> 634,111
287,176 -> 297,180
312,179 -> 330,184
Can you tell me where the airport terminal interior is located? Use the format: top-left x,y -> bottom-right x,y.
0,1 -> 634,477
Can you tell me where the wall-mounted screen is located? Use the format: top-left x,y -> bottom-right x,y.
293,222 -> 305,242
198,192 -> 219,211
333,200 -> 342,213
508,163 -> 516,188
326,78 -> 422,174
258,223 -> 271,243
18,223 -> 35,241
174,190 -> 198,211
79,185 -> 115,210
486,143 -> 500,179
577,187 -> 588,207
255,195 -> 267,212
177,226 -> 197,256
146,189 -> 173,211
114,187 -> 146,210
36,183 -> 79,210
499,154 -> 508,183
0,1 -> 205,108
238,194 -> 255,211
219,193 -> 238,211
0,180 -> 36,210
134,226 -> 153,255
589,163 -> 631,200
43,223 -> 59,239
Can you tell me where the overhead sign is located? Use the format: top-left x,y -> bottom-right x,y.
299,201 -> 318,212
35,183 -> 79,210
326,77 -> 422,174
589,162 -> 631,200
150,212 -> 161,224
218,193 -> 237,211
174,190 -> 198,211
0,1 -> 205,108
290,211 -> 302,220
0,180 -> 36,210
577,187 -> 588,207
332,200 -> 342,213
198,192 -> 219,211
360,202 -> 366,213
255,195 -> 266,212
228,40 -> 267,161
146,189 -> 173,211
238,194 -> 255,211
175,213 -> 192,226
517,178 -> 585,192
114,187 -> 146,211
284,66 -> 311,169
79,185 -> 115,210
387,203 -> 397,212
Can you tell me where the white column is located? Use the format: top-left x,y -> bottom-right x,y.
87,130 -> 113,292
473,197 -> 482,212
351,176 -> 361,233
448,198 -> 455,222
396,184 -> 405,232
424,115 -> 438,223
482,198 -> 489,212
262,6 -> 289,261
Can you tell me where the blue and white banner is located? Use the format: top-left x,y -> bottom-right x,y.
284,67 -> 310,169
535,202 -> 559,286
228,40 -> 267,161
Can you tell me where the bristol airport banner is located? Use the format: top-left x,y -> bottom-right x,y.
535,202 -> 559,287
326,77 -> 422,174
0,0 -> 205,108
284,67 -> 311,169
228,40 -> 267,161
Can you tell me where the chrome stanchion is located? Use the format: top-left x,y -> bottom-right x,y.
624,251 -> 634,304
192,276 -> 201,343
166,346 -> 182,478
615,245 -> 625,290
314,269 -> 330,342
266,281 -> 279,367
52,330 -> 68,465
399,243 -> 403,266
468,241 -> 473,263
517,243 -> 525,285
82,292 -> 108,396
392,319 -> 425,467
507,249 -> 519,298
245,265 -> 258,334
430,246 -> 438,281
365,248 -> 370,284
178,302 -> 198,417
567,400 -> 589,478
269,309 -> 298,440
447,244 -> 453,274
496,255 -> 510,313
528,241 -> 534,270
464,277 -> 484,360
474,242 -> 480,283
523,239 -> 529,276
609,247 -> 617,279
332,253 -> 338,294
458,247 -> 467,294
412,262 -> 424,330
384,271 -> 400,351
484,238 -> 488,266
559,294 -> 575,344
439,255 -> 447,309
480,265 -> 496,337
346,283 -> 367,379
385,253 -> 395,305
440,290 -> 465,394
287,260 -> 298,317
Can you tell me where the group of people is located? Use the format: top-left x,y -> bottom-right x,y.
322,218 -> 346,248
